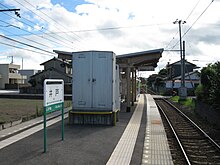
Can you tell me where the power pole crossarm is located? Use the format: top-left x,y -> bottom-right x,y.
0,9 -> 20,12
0,9 -> 21,18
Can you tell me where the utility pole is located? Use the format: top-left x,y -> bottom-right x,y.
173,19 -> 187,100
183,40 -> 186,88
22,57 -> 23,70
8,56 -> 13,64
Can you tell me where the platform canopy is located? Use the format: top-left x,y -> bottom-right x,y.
54,48 -> 164,70
116,48 -> 164,71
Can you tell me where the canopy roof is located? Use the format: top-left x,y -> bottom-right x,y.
54,48 -> 164,71
116,48 -> 164,71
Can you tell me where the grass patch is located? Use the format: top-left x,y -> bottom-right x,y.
170,96 -> 179,102
170,96 -> 195,110
0,98 -> 72,123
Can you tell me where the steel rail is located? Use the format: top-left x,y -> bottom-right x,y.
156,102 -> 191,165
163,99 -> 220,151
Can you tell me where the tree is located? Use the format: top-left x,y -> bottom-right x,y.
196,62 -> 220,110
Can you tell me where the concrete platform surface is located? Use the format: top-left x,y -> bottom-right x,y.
0,94 -> 174,165
142,94 -> 173,165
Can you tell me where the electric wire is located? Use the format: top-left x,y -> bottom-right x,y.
182,0 -> 214,39
169,0 -> 214,50
0,34 -> 56,55
0,24 -> 52,48
0,15 -> 74,49
0,3 -> 77,49
20,0 -> 88,49
42,23 -> 170,34
185,0 -> 201,21
0,19 -> 74,50
0,41 -> 55,56
4,23 -> 169,37
14,0 -> 81,46
165,0 -> 202,50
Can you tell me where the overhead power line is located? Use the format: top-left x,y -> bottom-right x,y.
19,0 -> 87,49
0,3 -> 78,50
169,0 -> 215,49
0,17 -> 74,49
182,0 -> 214,38
3,22 -> 170,37
0,41 -> 55,56
185,0 -> 201,21
0,24 -> 52,48
0,34 -> 56,55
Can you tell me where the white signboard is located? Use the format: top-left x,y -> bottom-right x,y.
43,79 -> 64,153
44,79 -> 64,113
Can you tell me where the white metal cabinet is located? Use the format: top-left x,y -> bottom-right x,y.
72,51 -> 118,111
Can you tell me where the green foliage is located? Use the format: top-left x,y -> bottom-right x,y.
171,96 -> 195,110
171,96 -> 179,102
195,84 -> 204,101
196,61 -> 220,110
182,98 -> 195,109
158,68 -> 168,77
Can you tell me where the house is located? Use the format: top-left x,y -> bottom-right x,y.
166,71 -> 200,89
166,60 -> 199,79
148,60 -> 200,95
18,69 -> 41,85
29,57 -> 72,88
0,63 -> 26,89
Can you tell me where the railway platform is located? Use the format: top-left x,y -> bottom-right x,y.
0,94 -> 174,164
142,94 -> 173,164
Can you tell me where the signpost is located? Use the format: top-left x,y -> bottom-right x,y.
44,79 -> 64,153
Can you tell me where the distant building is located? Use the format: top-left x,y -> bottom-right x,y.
166,60 -> 199,79
166,71 -> 200,89
147,60 -> 200,95
18,69 -> 41,84
0,64 -> 26,89
28,57 -> 72,93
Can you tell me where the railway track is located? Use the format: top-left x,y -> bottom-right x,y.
156,99 -> 220,165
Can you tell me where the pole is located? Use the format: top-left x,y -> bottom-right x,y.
174,19 -> 187,99
22,57 -> 23,70
178,21 -> 184,88
183,41 -> 186,88
61,102 -> 64,141
44,107 -> 47,153
131,68 -> 134,106
173,19 -> 186,88
126,67 -> 131,112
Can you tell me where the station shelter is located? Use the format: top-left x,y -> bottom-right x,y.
54,48 -> 164,112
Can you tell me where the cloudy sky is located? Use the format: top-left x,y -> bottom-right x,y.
0,0 -> 220,77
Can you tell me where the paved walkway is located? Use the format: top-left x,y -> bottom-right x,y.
142,94 -> 173,165
106,94 -> 173,164
0,94 -> 174,164
0,107 -> 71,147
107,94 -> 144,164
